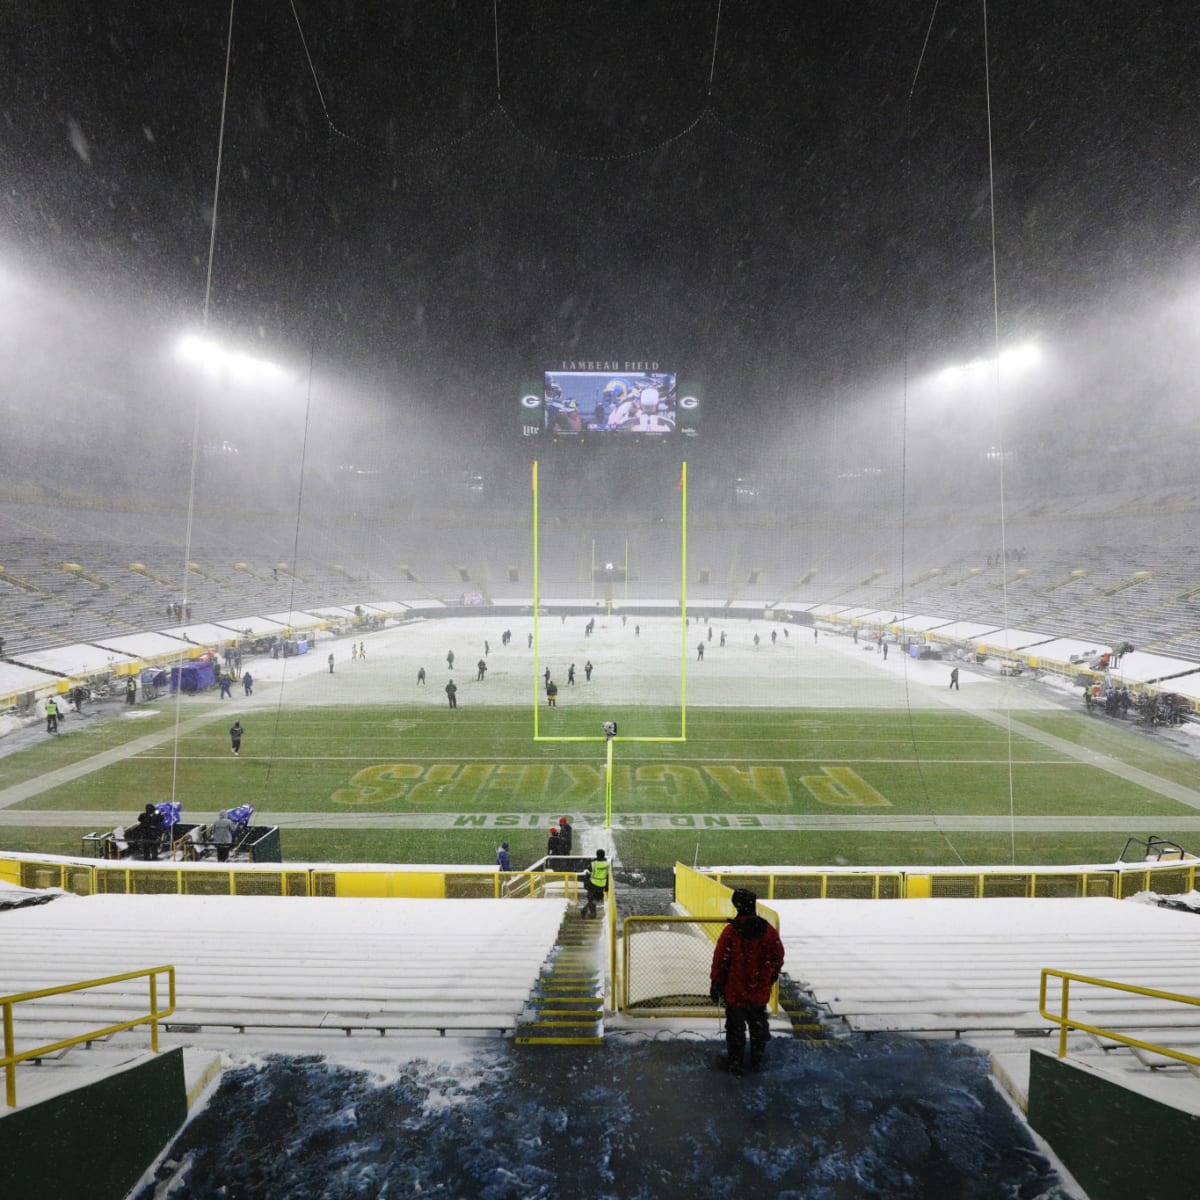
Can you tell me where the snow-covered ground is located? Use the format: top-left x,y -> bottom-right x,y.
146,612 -> 1068,713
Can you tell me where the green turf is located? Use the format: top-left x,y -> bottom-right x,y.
2,704 -> 1198,870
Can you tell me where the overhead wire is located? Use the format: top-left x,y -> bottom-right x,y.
168,0 -> 238,807
980,0 -> 1020,864
898,1 -> 965,866
288,0 -> 772,166
256,337 -> 319,809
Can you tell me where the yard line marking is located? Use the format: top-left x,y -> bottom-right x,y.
126,754 -> 1079,765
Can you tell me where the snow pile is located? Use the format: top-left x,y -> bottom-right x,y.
133,1040 -> 1077,1199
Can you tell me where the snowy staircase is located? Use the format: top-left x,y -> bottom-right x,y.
777,977 -> 831,1043
514,908 -> 605,1046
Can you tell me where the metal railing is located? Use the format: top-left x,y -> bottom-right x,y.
622,915 -> 780,1017
1039,968 -> 1200,1067
2,965 -> 176,1107
680,860 -> 1200,901
499,870 -> 582,900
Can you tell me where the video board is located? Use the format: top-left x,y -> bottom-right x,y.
519,369 -> 701,438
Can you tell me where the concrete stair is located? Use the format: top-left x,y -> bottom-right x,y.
514,907 -> 606,1046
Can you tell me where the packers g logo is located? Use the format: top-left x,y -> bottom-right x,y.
679,395 -> 699,410
521,394 -> 541,408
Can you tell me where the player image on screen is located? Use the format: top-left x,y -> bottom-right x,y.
543,371 -> 677,435
608,378 -> 676,433
543,377 -> 585,433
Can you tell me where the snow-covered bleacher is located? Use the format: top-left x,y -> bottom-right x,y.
775,895 -> 1200,1109
0,892 -> 566,1052
3,486 -> 1200,664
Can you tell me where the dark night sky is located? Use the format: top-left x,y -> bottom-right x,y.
3,1 -> 1200,486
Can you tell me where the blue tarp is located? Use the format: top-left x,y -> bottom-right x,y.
155,801 -> 182,829
170,661 -> 216,693
228,804 -> 254,829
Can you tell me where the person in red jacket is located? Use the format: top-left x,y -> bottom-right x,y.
709,888 -> 785,1075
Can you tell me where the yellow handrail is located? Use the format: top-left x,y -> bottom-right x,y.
497,870 -> 581,900
2,965 -> 176,1107
1039,968 -> 1200,1066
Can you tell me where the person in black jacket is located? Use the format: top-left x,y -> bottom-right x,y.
556,816 -> 573,855
134,804 -> 165,861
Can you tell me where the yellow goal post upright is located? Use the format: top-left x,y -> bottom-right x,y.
531,459 -> 689,829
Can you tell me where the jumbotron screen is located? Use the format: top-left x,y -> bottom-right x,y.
519,371 -> 701,437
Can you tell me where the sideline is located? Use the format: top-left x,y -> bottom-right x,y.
4,809 -> 1200,833
966,707 -> 1200,813
0,707 -> 236,810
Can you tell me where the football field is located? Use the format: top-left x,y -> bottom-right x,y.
2,615 -> 1199,872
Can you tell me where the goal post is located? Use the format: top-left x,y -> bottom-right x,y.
530,459 -> 689,823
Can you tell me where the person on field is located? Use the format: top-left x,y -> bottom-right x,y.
581,848 -> 609,919
445,679 -> 458,709
230,720 -> 243,756
417,667 -> 426,685
210,810 -> 236,862
585,660 -> 593,681
134,803 -> 165,861
709,888 -> 785,1076
557,816 -> 573,854
477,658 -> 487,681
45,697 -> 60,733
949,666 -> 959,690
547,824 -> 563,858
496,841 -> 511,871
546,679 -> 558,707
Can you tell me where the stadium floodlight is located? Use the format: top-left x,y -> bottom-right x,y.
934,341 -> 1043,388
176,333 -> 289,383
997,342 -> 1042,372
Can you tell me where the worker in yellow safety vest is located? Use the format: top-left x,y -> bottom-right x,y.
582,848 -> 608,919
